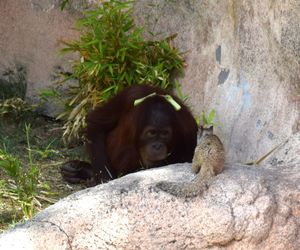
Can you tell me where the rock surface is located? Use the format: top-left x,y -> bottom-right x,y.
134,0 -> 300,163
0,132 -> 299,249
0,0 -> 79,96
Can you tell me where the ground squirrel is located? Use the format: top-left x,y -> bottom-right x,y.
156,126 -> 225,197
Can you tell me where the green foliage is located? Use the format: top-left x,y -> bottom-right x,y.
200,110 -> 217,128
0,65 -> 27,101
31,139 -> 60,160
173,80 -> 188,102
59,0 -> 185,142
0,66 -> 35,119
60,0 -> 69,10
38,87 -> 61,103
0,98 -> 34,119
0,124 -> 53,219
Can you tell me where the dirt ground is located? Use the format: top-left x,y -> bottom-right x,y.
0,114 -> 87,231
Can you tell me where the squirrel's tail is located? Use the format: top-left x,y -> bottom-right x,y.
156,167 -> 214,198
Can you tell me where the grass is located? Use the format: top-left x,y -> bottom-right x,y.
0,114 -> 86,231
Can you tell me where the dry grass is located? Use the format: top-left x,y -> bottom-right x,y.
0,115 -> 86,231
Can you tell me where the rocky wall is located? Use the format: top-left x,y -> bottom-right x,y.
0,0 -> 299,162
133,0 -> 300,163
0,0 -> 79,99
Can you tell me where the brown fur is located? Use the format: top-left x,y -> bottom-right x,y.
156,126 -> 225,197
61,84 -> 198,185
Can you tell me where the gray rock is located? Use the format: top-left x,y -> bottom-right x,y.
1,132 -> 300,249
133,0 -> 300,163
0,0 -> 79,116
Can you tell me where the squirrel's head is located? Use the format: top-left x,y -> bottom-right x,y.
198,126 -> 213,138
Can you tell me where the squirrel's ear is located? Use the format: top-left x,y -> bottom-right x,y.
208,126 -> 214,133
200,126 -> 214,137
198,125 -> 204,135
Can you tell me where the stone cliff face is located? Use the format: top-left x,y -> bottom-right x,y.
0,0 -> 299,162
0,0 -> 78,97
134,0 -> 300,163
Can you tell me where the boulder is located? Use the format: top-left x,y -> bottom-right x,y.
0,132 -> 299,249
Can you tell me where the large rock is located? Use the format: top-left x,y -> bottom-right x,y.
0,132 -> 299,249
0,0 -> 79,97
133,0 -> 300,163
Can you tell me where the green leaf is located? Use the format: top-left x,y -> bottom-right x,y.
163,95 -> 181,111
59,0 -> 185,142
201,111 -> 208,126
108,65 -> 114,76
60,0 -> 69,10
134,93 -> 156,106
207,110 -> 216,124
